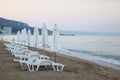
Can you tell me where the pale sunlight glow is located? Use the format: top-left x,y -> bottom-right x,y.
0,0 -> 120,32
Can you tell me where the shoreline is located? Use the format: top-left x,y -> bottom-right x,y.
29,46 -> 120,70
58,50 -> 120,71
2,40 -> 120,70
0,41 -> 120,80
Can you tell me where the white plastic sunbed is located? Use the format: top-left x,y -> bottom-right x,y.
14,51 -> 49,60
14,55 -> 64,71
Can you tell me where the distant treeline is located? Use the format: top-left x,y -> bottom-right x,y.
0,17 -> 52,35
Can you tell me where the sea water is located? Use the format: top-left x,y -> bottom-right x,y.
1,35 -> 120,65
60,36 -> 120,65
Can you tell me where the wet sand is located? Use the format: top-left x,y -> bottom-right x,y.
0,41 -> 120,80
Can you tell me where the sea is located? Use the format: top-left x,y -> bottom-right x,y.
1,34 -> 120,65
60,35 -> 120,65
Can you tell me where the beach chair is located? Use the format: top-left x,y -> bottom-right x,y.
14,54 -> 40,71
27,59 -> 54,71
38,60 -> 64,71
5,43 -> 28,55
14,51 -> 49,61
14,54 -> 64,71
13,49 -> 32,57
27,59 -> 65,71
52,62 -> 64,71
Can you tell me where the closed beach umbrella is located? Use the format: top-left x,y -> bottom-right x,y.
42,23 -> 48,49
23,28 -> 27,45
21,28 -> 27,45
27,29 -> 31,46
20,29 -> 24,44
17,31 -> 20,43
53,24 -> 60,62
53,24 -> 60,51
33,27 -> 39,47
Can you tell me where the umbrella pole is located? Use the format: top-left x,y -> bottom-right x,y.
54,52 -> 56,63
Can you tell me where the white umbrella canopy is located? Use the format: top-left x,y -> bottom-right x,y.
42,23 -> 48,49
52,24 -> 60,63
17,31 -> 20,43
24,28 -> 27,44
27,29 -> 31,46
53,24 -> 60,51
33,27 -> 40,47
20,28 -> 27,45
20,29 -> 24,44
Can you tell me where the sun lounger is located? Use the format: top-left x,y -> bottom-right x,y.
14,55 -> 64,71
5,43 -> 65,72
14,50 -> 49,60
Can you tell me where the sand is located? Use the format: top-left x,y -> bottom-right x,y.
0,41 -> 120,80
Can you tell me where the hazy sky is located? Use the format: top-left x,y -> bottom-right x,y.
0,0 -> 120,32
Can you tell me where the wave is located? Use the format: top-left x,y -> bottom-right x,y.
64,48 -> 120,65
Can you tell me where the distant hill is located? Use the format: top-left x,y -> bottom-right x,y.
0,17 -> 52,35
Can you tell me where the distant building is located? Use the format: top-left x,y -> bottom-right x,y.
3,27 -> 12,34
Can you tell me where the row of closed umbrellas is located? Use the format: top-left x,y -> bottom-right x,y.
16,23 -> 60,52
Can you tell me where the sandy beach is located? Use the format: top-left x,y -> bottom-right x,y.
0,41 -> 120,80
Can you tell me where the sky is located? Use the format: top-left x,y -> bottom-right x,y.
0,0 -> 120,33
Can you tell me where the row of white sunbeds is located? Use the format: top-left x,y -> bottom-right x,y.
4,42 -> 65,71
